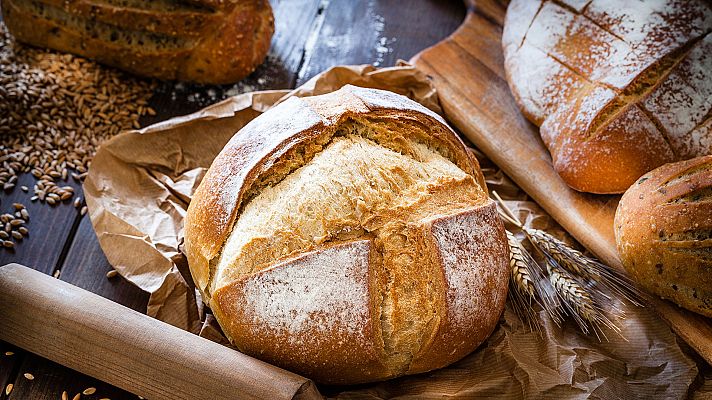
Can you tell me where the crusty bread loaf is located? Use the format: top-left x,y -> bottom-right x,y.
615,155 -> 712,317
183,85 -> 510,384
1,0 -> 274,84
503,0 -> 712,194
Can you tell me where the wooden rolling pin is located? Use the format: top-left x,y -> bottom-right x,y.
0,264 -> 322,400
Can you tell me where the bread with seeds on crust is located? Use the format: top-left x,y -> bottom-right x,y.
183,85 -> 510,384
615,155 -> 712,317
503,0 -> 712,194
1,0 -> 274,84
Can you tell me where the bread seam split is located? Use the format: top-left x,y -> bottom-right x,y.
204,111 -> 484,297
517,1 -> 546,49
210,130 -> 481,376
587,32 -> 709,145
550,0 -> 626,44
184,86 -> 508,384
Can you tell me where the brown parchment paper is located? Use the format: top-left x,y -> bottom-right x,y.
85,63 -> 704,399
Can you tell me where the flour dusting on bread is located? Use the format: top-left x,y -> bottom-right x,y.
503,0 -> 712,193
185,85 -> 509,384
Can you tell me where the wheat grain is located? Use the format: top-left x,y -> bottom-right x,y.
0,21 -> 155,250
525,227 -> 644,306
507,231 -> 535,297
547,261 -> 598,330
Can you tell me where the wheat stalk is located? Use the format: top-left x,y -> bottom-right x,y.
547,257 -> 622,340
492,191 -> 639,340
506,230 -> 562,327
508,231 -> 535,297
525,227 -> 644,306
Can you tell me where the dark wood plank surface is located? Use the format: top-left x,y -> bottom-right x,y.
296,0 -> 465,85
0,174 -> 83,275
0,1 -> 466,399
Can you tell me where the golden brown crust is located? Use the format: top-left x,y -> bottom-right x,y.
1,0 -> 274,83
211,240 -> 391,384
185,86 -> 508,384
185,85 -> 483,300
406,202 -> 509,374
615,155 -> 712,317
503,0 -> 712,194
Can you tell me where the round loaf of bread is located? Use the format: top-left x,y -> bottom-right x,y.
184,86 -> 509,384
502,0 -> 712,194
615,155 -> 712,317
1,0 -> 274,84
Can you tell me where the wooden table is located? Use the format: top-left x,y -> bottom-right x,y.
0,1 -> 465,399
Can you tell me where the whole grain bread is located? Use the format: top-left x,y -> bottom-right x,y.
1,0 -> 274,84
503,0 -> 712,194
184,86 -> 510,384
615,155 -> 712,317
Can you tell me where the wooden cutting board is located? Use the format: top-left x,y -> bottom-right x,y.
411,0 -> 712,364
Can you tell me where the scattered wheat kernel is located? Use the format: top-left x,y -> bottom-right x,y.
106,269 -> 118,279
4,351 -> 13,356
53,270 -> 61,278
62,390 -> 69,400
5,384 -> 12,395
82,387 -> 96,395
80,206 -> 88,216
24,372 -> 34,380
72,393 -> 81,400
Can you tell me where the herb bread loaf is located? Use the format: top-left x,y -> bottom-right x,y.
615,155 -> 712,317
1,0 -> 274,84
183,86 -> 510,384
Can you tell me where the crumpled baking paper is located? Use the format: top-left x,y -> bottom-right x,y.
84,63 -> 706,399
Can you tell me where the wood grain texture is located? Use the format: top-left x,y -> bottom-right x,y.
0,173 -> 83,274
296,0 -> 465,85
411,0 -> 712,364
0,264 -> 321,400
0,342 -> 22,400
6,356 -> 136,400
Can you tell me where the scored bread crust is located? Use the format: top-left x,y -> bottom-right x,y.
184,85 -> 508,384
503,0 -> 712,194
615,155 -> 712,317
1,0 -> 274,84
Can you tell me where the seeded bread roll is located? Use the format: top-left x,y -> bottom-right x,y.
503,0 -> 712,194
615,155 -> 712,317
183,86 -> 510,384
1,0 -> 274,84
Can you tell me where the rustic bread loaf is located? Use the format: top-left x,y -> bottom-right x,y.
183,86 -> 510,384
1,0 -> 274,84
503,0 -> 712,194
615,155 -> 712,317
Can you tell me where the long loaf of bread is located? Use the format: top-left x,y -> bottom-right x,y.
1,0 -> 274,84
503,0 -> 712,194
